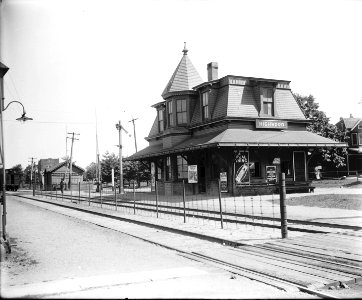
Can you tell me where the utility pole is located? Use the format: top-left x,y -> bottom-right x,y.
67,132 -> 79,190
28,157 -> 36,189
129,117 -> 138,152
115,121 -> 130,194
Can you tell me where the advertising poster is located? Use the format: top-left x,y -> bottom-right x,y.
266,165 -> 277,184
220,172 -> 228,192
188,165 -> 198,183
151,162 -> 155,191
234,152 -> 249,184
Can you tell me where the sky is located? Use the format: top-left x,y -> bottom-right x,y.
1,0 -> 361,170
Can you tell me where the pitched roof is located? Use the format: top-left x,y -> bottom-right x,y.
127,129 -> 346,160
47,161 -> 85,173
161,46 -> 203,98
340,117 -> 362,130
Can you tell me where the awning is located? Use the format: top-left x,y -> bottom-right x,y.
126,129 -> 347,160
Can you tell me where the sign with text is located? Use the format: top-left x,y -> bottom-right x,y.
188,165 -> 198,183
256,120 -> 288,129
220,172 -> 228,192
266,165 -> 277,184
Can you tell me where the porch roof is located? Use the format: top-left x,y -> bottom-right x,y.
127,129 -> 347,160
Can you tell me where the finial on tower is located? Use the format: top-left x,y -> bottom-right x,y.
182,42 -> 188,55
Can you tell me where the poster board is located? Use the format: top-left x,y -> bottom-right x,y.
266,165 -> 277,184
188,165 -> 198,183
220,172 -> 228,192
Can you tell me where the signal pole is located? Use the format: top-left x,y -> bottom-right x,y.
67,132 -> 79,189
129,117 -> 138,152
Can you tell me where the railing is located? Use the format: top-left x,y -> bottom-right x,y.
35,179 -> 285,235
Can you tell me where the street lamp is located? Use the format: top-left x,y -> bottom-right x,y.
0,62 -> 33,252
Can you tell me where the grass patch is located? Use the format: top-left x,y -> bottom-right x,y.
311,178 -> 361,188
278,194 -> 362,210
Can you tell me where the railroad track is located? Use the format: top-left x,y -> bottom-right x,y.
12,193 -> 362,299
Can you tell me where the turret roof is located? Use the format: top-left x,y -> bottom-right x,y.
161,44 -> 203,98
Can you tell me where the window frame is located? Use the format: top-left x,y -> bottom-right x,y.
166,156 -> 172,181
167,101 -> 174,127
176,99 -> 187,125
202,92 -> 209,121
177,155 -> 188,179
260,87 -> 275,117
351,133 -> 358,145
158,107 -> 165,133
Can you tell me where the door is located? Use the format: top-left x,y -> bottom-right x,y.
293,151 -> 306,181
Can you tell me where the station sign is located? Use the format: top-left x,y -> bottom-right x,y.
256,119 -> 288,129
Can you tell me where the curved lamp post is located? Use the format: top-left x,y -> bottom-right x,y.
1,63 -> 33,252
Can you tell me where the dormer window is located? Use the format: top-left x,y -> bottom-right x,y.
158,108 -> 165,132
202,92 -> 209,121
176,99 -> 187,125
261,88 -> 274,116
167,101 -> 174,127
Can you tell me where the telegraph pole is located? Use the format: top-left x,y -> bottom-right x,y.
67,132 -> 79,189
115,121 -> 130,194
129,117 -> 138,152
28,157 -> 36,189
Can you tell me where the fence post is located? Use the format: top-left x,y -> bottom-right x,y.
357,170 -> 359,183
88,183 -> 90,206
100,183 -> 102,208
55,187 -> 57,200
78,182 -> 81,204
182,180 -> 186,223
279,172 -> 288,239
133,182 -> 136,215
115,184 -> 117,211
155,180 -> 159,218
217,179 -> 224,229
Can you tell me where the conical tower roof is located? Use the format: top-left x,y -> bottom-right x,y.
161,44 -> 203,98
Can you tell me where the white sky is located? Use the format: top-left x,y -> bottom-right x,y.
1,0 -> 361,170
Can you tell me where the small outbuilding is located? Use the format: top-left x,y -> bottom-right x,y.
43,161 -> 84,190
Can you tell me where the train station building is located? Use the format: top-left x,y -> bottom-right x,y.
127,46 -> 346,195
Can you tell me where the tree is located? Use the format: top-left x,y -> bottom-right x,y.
84,162 -> 97,181
123,160 -> 150,187
100,151 -> 119,183
294,93 -> 347,168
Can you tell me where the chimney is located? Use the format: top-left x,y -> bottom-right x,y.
350,114 -> 353,118
207,62 -> 218,81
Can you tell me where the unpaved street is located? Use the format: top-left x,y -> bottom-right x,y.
1,196 -> 309,298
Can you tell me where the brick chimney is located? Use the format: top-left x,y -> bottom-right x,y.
350,113 -> 353,118
207,62 -> 218,81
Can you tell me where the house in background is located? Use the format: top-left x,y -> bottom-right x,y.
43,161 -> 84,190
38,158 -> 59,187
336,114 -> 362,175
127,45 -> 346,195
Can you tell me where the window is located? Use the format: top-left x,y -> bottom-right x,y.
158,108 -> 164,132
176,99 -> 187,124
359,133 -> 362,145
202,92 -> 209,120
166,156 -> 172,180
249,162 -> 261,177
167,101 -> 174,127
351,133 -> 358,145
262,88 -> 274,116
177,155 -> 188,179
